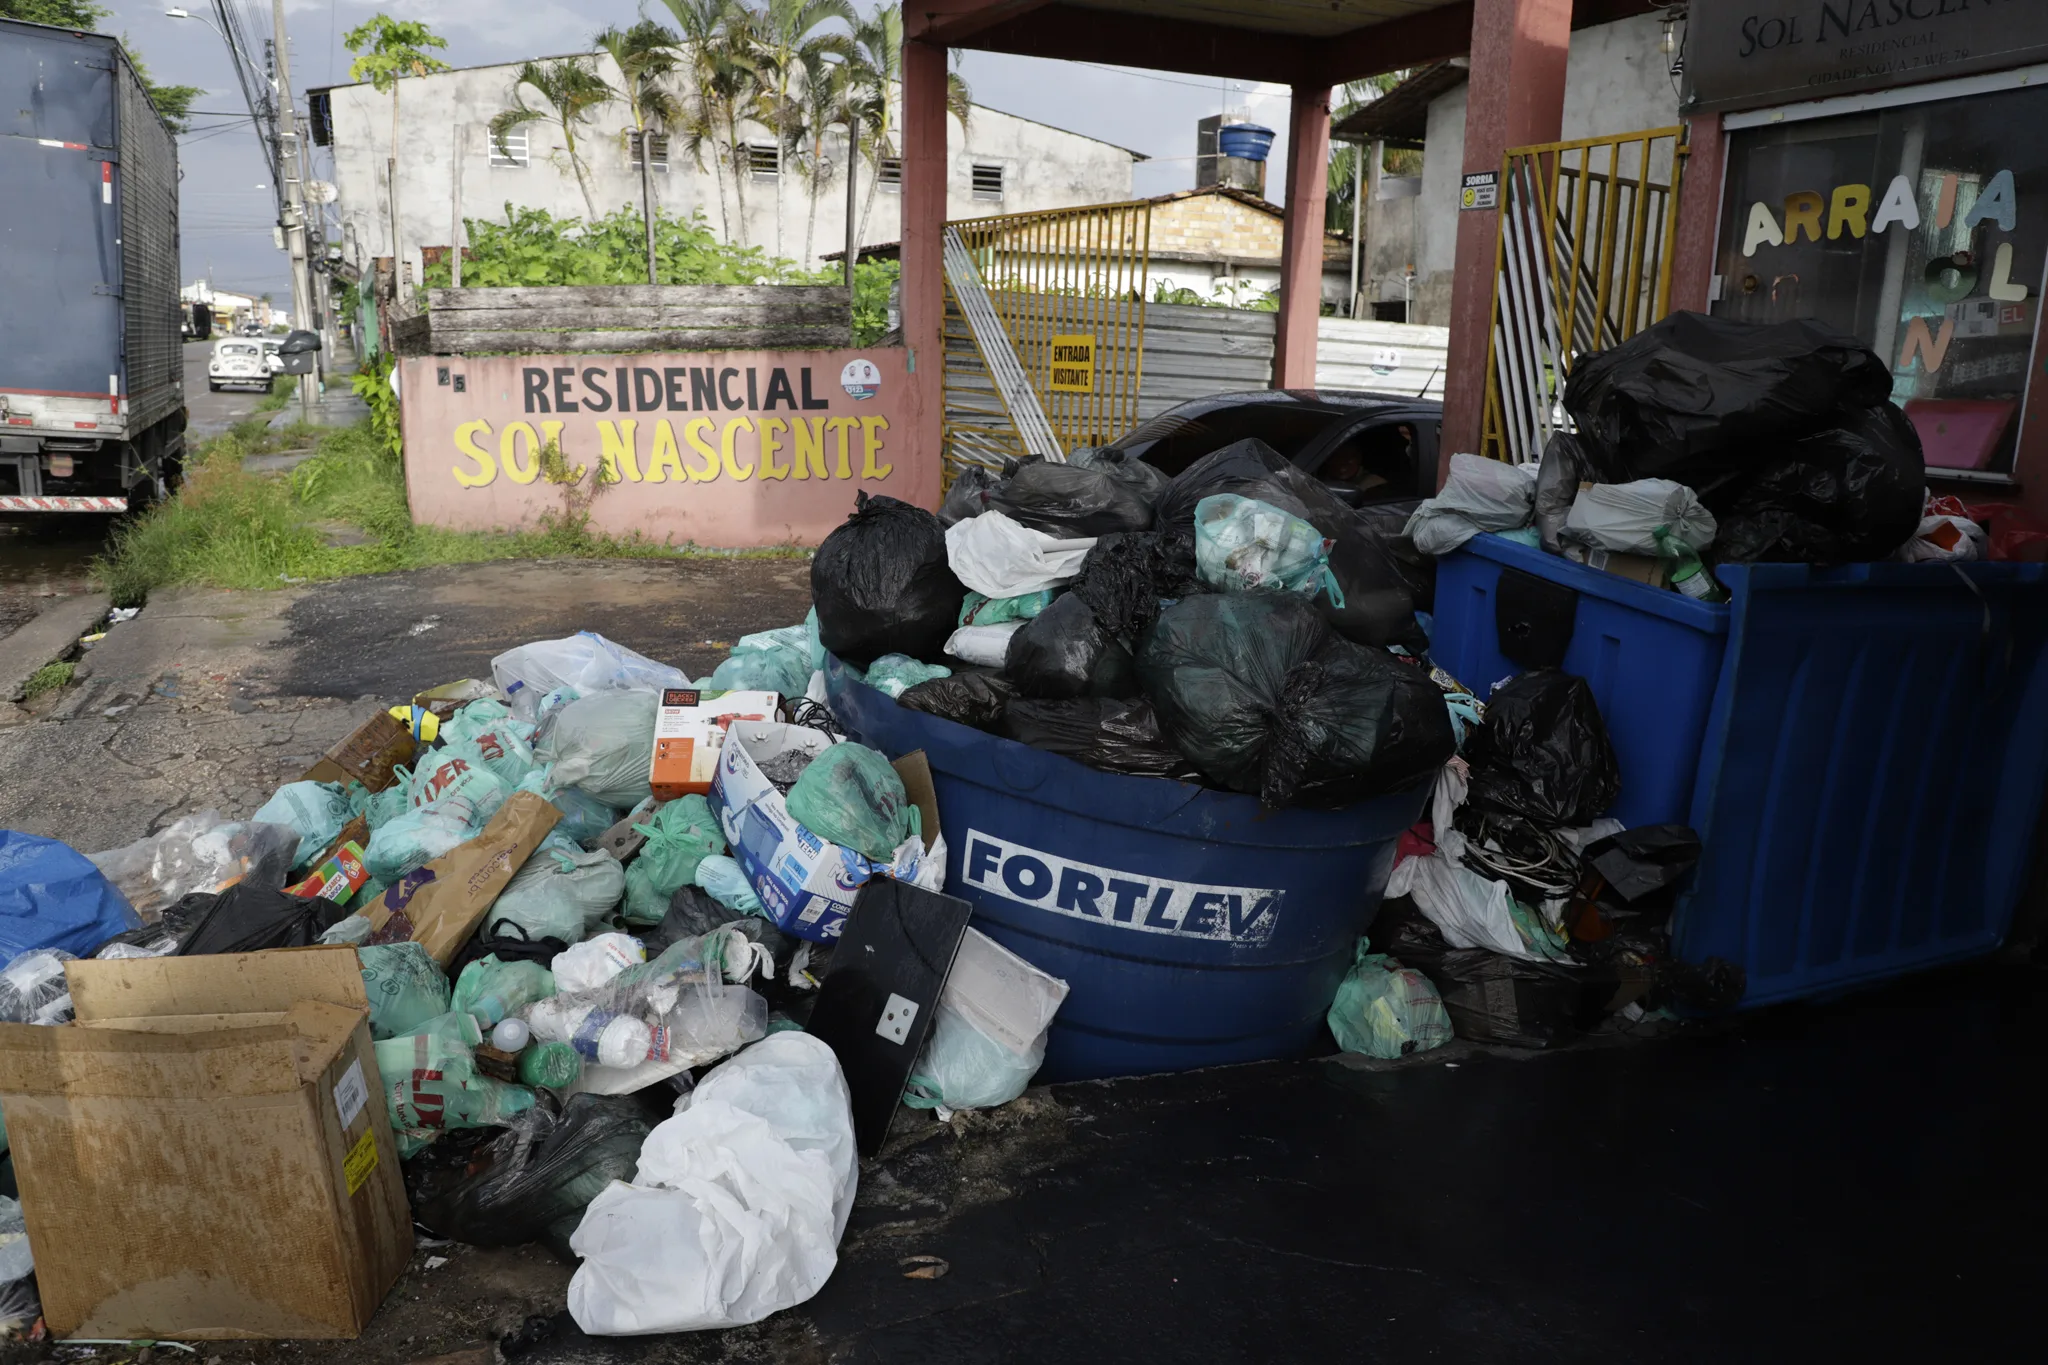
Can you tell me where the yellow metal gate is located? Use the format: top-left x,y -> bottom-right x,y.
1482,128 -> 1689,463
942,200 -> 1151,474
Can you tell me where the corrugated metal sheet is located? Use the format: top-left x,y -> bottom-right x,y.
116,44 -> 182,434
944,298 -> 1447,470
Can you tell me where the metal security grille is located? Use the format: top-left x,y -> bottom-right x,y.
489,129 -> 529,167
941,199 -> 1150,476
1481,127 -> 1689,463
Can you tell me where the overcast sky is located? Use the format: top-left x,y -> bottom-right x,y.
106,0 -> 1298,302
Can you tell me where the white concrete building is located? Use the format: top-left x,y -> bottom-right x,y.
308,52 -> 1142,278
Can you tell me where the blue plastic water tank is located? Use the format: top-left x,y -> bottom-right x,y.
1673,559 -> 2048,1007
1432,533 -> 1730,828
825,658 -> 1429,1082
1216,123 -> 1275,162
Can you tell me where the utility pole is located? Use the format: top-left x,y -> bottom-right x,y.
639,129 -> 659,285
268,0 -> 316,422
842,126 -> 858,291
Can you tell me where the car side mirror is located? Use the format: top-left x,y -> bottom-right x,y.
279,329 -> 322,355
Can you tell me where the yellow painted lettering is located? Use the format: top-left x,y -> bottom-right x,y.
451,419 -> 497,487
1827,183 -> 1871,239
826,416 -> 858,479
500,421 -> 540,484
720,417 -> 756,481
1782,191 -> 1824,245
645,419 -> 686,484
859,415 -> 892,479
757,417 -> 790,481
791,417 -> 830,480
683,416 -> 721,482
598,419 -> 642,482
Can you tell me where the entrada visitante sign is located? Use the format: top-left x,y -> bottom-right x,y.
1685,0 -> 2048,113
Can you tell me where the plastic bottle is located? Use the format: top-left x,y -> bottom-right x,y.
1658,531 -> 1729,603
491,1017 -> 531,1052
527,997 -> 660,1068
517,1039 -> 582,1088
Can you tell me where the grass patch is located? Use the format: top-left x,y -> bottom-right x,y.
21,661 -> 74,701
94,417 -> 800,607
253,383 -> 293,413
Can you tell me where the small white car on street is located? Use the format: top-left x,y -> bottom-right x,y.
208,338 -> 271,393
262,337 -> 283,374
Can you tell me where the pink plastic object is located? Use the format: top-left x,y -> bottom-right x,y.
1905,398 -> 2016,471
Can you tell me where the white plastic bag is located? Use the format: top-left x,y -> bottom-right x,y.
1387,763 -> 1561,961
944,510 -> 1096,598
945,621 -> 1025,667
492,632 -> 691,722
538,690 -> 660,809
567,1032 -> 857,1335
485,835 -> 626,943
1402,453 -> 1537,556
906,928 -> 1068,1112
1896,513 -> 1987,563
1563,479 -> 1717,556
551,931 -> 646,993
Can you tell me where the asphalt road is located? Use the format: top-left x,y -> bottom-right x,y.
185,333 -> 277,436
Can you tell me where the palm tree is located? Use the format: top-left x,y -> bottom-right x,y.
847,4 -> 971,257
342,16 -> 450,267
657,0 -> 766,248
755,0 -> 855,259
791,53 -> 857,267
597,20 -> 685,281
492,57 -> 617,222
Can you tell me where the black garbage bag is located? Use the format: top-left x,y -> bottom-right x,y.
1581,825 -> 1702,905
938,464 -> 1003,527
1710,403 -> 1925,563
94,900 -> 201,958
812,492 -> 967,668
1070,530 -> 1202,640
999,697 -> 1204,781
173,883 -> 341,955
1532,431 -> 1592,555
1464,669 -> 1620,827
648,884 -> 734,945
1153,438 -> 1424,650
1563,312 -> 1893,489
990,460 -> 1154,537
1139,592 -> 1454,808
1005,592 -> 1140,699
416,1093 -> 660,1260
1371,900 -> 1608,1049
899,671 -> 1015,729
448,920 -> 570,982
1071,445 -> 1173,503
1351,502 -> 1436,612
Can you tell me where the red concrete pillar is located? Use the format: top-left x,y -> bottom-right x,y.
1274,83 -> 1332,389
1441,0 -> 1573,465
1667,112 -> 1727,314
898,36 -> 949,511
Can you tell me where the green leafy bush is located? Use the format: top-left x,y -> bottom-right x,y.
428,204 -> 829,289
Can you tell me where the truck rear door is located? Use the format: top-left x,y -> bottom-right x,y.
0,31 -> 122,417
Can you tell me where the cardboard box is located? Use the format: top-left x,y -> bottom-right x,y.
359,790 -> 559,963
1567,544 -> 1670,589
286,840 -> 369,903
710,722 -> 940,943
649,688 -> 781,801
302,712 -> 416,792
0,949 -> 412,1339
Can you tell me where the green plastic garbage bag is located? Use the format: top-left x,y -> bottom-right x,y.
1327,939 -> 1452,1060
456,719 -> 540,787
486,832 -> 626,943
363,793 -> 488,885
804,606 -> 825,671
905,929 -> 1068,1111
538,690 -> 659,809
408,740 -> 515,817
358,941 -> 452,1040
453,954 -> 556,1026
515,766 -> 621,847
441,697 -> 520,747
1193,494 -> 1344,603
374,1011 -> 536,1156
361,781 -> 413,831
253,780 -> 352,867
863,654 -> 952,701
321,913 -> 374,946
693,855 -> 762,914
708,647 -> 808,698
958,589 -> 1054,626
785,742 -> 920,860
622,796 -> 726,924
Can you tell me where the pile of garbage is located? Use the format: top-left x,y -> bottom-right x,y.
821,441 -> 1457,807
1405,313 -> 2039,589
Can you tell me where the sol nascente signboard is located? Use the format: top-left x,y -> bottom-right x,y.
1685,0 -> 2048,112
398,348 -> 931,547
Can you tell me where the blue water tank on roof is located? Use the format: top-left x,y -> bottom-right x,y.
1216,123 -> 1275,162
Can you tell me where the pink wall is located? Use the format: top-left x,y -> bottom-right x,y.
399,346 -> 934,547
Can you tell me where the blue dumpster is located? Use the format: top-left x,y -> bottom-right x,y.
825,658 -> 1430,1082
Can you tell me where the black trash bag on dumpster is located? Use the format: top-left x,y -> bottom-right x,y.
990,460 -> 1155,538
1070,529 -> 1203,640
417,1093 -> 660,1260
173,883 -> 341,956
1071,445 -> 1173,503
1464,669 -> 1620,827
1581,825 -> 1703,905
1351,502 -> 1436,612
1139,592 -> 1454,808
812,492 -> 967,668
1533,431 -> 1592,556
1563,312 -> 1893,489
1153,438 -> 1424,650
939,464 -> 1003,527
899,671 -> 1014,730
1710,403 -> 1926,563
1005,592 -> 1140,699
999,696 -> 1204,781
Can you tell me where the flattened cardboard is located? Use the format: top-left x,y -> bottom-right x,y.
302,711 -> 416,792
0,949 -> 411,1340
360,790 -> 559,964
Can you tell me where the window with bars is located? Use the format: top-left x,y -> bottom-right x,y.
746,143 -> 780,177
488,127 -> 529,168
630,133 -> 670,173
971,163 -> 1005,199
878,155 -> 902,189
